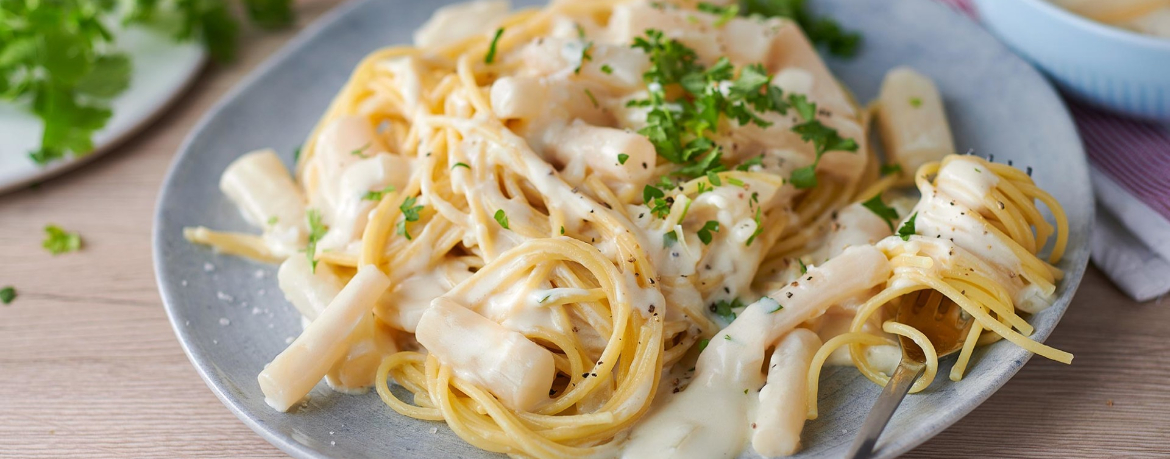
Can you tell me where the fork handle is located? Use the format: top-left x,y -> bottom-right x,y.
845,359 -> 926,459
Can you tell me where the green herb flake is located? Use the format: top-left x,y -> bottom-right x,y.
397,196 -> 424,240
713,297 -> 743,321
600,64 -> 613,74
42,225 -> 82,255
560,226 -> 566,235
663,230 -> 679,247
494,209 -> 510,229
452,162 -> 471,170
897,212 -> 918,241
861,193 -> 899,232
0,286 -> 15,305
618,153 -> 630,165
305,210 -> 328,272
266,216 -> 279,226
698,338 -> 710,351
798,258 -> 808,274
584,88 -> 599,108
363,185 -> 396,201
880,163 -> 903,176
706,171 -> 722,187
575,41 -> 594,74
698,2 -> 739,27
910,97 -> 923,108
697,220 -> 720,245
485,28 -> 505,64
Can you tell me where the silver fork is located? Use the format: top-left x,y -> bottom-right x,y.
846,290 -> 974,459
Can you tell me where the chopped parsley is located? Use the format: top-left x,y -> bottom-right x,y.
485,27 -> 505,64
349,143 -> 370,158
697,220 -> 720,244
305,210 -> 327,272
698,2 -> 739,27
618,153 -> 630,165
600,64 -> 613,74
584,88 -> 599,108
897,212 -> 918,241
861,193 -> 899,232
910,97 -> 923,108
706,170 -> 723,186
494,209 -> 510,229
798,258 -> 808,274
266,216 -> 279,226
397,197 -> 423,240
560,226 -> 565,235
0,286 -> 15,305
880,163 -> 903,176
575,41 -> 593,74
713,297 -> 743,320
362,185 -> 396,201
663,230 -> 680,247
736,155 -> 764,171
42,225 -> 81,255
787,94 -> 859,189
739,0 -> 862,57
643,184 -> 672,219
293,145 -> 302,162
698,338 -> 710,351
745,193 -> 763,247
451,162 -> 470,170
539,294 -> 552,303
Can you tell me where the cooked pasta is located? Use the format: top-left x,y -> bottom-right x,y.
185,1 -> 1072,457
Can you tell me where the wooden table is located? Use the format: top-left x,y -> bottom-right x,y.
1,5 -> 1168,458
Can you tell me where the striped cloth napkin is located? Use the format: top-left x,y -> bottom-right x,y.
931,0 -> 1170,301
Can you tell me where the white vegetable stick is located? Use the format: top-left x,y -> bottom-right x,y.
752,329 -> 822,457
877,67 -> 955,176
258,265 -> 391,411
415,298 -> 555,411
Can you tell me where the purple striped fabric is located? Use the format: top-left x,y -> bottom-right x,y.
935,0 -> 1170,222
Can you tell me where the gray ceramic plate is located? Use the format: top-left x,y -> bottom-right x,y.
153,0 -> 1094,457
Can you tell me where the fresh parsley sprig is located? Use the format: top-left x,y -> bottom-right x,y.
397,196 -> 424,240
861,193 -> 899,232
1,0 -> 294,166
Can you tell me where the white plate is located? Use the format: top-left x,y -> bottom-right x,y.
0,26 -> 205,194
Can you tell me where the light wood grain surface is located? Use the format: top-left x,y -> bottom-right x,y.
1,4 -> 1168,458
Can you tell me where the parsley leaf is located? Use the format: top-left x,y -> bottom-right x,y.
576,41 -> 594,74
861,193 -> 899,232
494,209 -> 510,229
4,0 -> 292,165
452,162 -> 470,170
584,88 -> 599,108
698,338 -> 710,351
909,97 -> 923,108
697,220 -> 720,244
485,27 -> 505,64
736,155 -> 764,171
698,2 -> 740,27
43,225 -> 82,255
880,163 -> 903,176
713,297 -> 743,321
305,210 -> 328,272
786,94 -> 858,188
797,258 -> 807,274
397,197 -> 423,240
600,64 -> 613,74
897,212 -> 917,241
1,286 -> 16,305
618,153 -> 629,165
663,229 -> 679,247
362,185 -> 396,201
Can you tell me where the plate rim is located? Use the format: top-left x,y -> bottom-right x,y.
152,0 -> 1095,457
